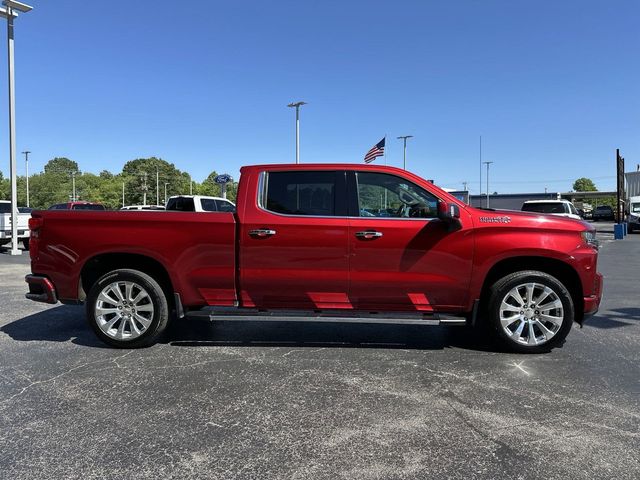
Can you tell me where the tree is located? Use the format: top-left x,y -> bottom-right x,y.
44,157 -> 80,175
121,157 -> 190,205
573,177 -> 597,192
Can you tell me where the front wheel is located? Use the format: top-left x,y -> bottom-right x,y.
487,271 -> 574,353
86,269 -> 170,348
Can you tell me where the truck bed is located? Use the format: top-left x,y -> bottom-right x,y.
30,210 -> 237,306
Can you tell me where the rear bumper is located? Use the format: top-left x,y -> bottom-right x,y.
25,274 -> 58,304
583,272 -> 603,318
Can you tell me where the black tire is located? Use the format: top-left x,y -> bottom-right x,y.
86,269 -> 170,348
487,270 -> 574,353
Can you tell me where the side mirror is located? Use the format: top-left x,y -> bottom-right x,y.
437,200 -> 460,222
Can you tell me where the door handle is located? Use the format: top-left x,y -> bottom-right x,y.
249,229 -> 277,237
355,230 -> 383,239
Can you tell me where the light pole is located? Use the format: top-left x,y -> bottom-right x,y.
156,166 -> 159,206
396,135 -> 413,170
22,149 -> 29,207
164,182 -> 169,205
71,171 -> 76,201
1,1 -> 32,255
122,181 -> 125,208
483,161 -> 493,208
287,101 -> 306,164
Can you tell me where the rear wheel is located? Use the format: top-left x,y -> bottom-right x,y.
487,271 -> 574,353
86,269 -> 169,348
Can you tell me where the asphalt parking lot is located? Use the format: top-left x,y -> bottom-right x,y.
0,221 -> 638,480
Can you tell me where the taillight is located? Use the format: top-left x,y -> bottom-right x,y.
29,216 -> 43,236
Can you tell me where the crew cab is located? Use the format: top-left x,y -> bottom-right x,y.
25,164 -> 603,353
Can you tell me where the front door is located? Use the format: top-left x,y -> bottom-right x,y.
240,169 -> 351,310
348,171 -> 473,312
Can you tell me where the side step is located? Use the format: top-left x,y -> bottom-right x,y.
186,307 -> 468,326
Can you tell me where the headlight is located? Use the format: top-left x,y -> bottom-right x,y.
581,231 -> 599,249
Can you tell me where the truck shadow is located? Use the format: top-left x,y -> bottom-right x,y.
585,308 -> 640,329
2,305 -> 504,352
0,305 -> 105,348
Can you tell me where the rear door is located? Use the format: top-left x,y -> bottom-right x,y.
348,171 -> 473,312
239,169 -> 351,310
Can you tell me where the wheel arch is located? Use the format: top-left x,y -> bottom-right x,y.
479,256 -> 584,323
79,252 -> 174,305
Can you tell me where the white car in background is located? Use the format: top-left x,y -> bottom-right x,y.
521,200 -> 582,220
0,200 -> 30,249
165,195 -> 235,213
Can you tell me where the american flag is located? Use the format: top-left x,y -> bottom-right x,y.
364,137 -> 385,163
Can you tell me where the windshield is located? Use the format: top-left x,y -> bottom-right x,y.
522,202 -> 567,214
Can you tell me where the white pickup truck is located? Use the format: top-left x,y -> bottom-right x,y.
0,201 -> 30,248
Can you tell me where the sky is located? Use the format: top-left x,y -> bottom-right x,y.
0,0 -> 638,194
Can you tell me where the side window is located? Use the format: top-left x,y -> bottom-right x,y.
216,200 -> 236,212
264,171 -> 337,216
201,199 -> 218,212
356,172 -> 438,218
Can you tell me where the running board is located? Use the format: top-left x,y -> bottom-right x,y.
186,307 -> 468,326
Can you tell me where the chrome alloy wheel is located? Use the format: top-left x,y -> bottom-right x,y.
95,281 -> 155,341
499,282 -> 564,346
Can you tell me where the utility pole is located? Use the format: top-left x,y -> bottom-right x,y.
122,181 -> 125,208
462,181 -> 468,191
479,136 -> 482,204
397,135 -> 413,170
483,161 -> 493,208
1,1 -> 33,255
156,166 -> 159,206
287,101 -> 306,164
142,172 -> 148,206
71,171 -> 76,201
164,182 -> 169,205
22,149 -> 29,207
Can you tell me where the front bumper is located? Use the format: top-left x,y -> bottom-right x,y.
25,274 -> 58,304
583,272 -> 603,318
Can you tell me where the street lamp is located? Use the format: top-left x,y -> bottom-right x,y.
164,182 -> 169,205
22,149 -> 29,207
0,0 -> 32,255
287,101 -> 306,164
396,135 -> 413,170
483,161 -> 494,208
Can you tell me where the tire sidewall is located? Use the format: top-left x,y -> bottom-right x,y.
488,271 -> 574,353
86,269 -> 169,348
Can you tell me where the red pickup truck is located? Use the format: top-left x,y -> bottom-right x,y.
25,164 -> 602,352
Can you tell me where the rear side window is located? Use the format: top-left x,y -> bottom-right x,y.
0,203 -> 10,213
264,171 -> 338,216
216,200 -> 236,212
201,199 -> 218,212
166,197 -> 195,211
48,204 -> 66,210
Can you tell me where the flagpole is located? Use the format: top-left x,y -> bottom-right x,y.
383,134 -> 387,209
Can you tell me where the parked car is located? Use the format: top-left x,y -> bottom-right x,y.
521,200 -> 581,220
165,195 -> 235,213
25,163 -> 602,353
49,202 -> 106,211
0,200 -> 30,249
121,205 -> 165,211
592,205 -> 615,221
